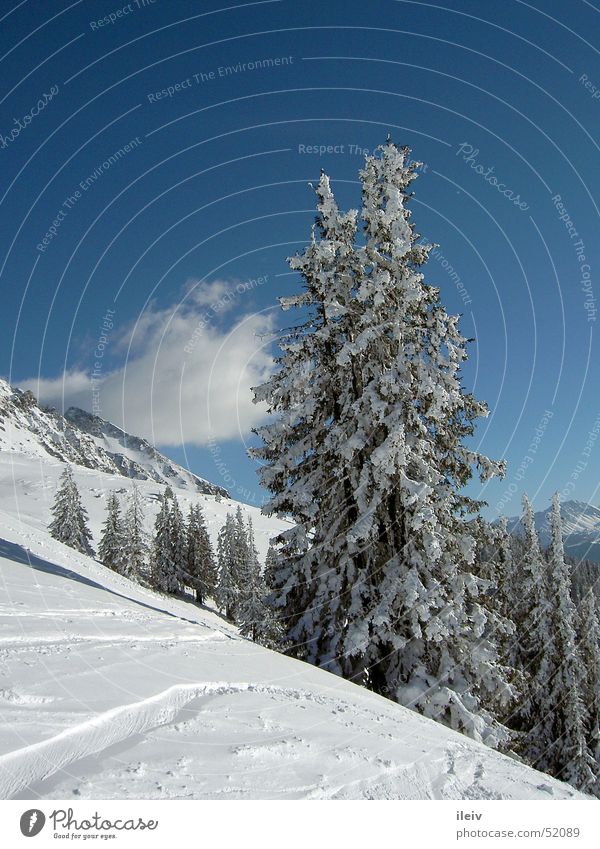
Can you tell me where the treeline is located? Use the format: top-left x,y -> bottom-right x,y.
48,467 -> 279,646
473,496 -> 600,794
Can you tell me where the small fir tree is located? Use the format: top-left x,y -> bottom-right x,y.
216,513 -> 240,620
169,494 -> 187,591
150,487 -> 179,593
49,466 -> 94,555
98,492 -> 124,572
470,517 -> 519,733
122,483 -> 148,581
233,506 -> 251,588
492,517 -> 521,672
263,544 -> 279,592
237,517 -> 264,637
185,504 -> 217,604
510,494 -> 555,745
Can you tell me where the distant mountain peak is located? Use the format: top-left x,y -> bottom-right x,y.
0,378 -> 227,498
503,498 -> 600,563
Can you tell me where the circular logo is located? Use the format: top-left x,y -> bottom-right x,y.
19,810 -> 46,837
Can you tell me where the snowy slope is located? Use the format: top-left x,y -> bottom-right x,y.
0,515 -> 585,801
0,384 -> 588,800
0,379 -> 227,497
0,464 -> 586,800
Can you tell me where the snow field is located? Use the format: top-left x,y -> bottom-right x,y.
0,454 -> 586,799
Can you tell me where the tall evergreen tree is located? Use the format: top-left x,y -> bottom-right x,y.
218,516 -> 280,646
122,483 -> 148,582
263,544 -> 278,592
470,517 -> 519,729
233,506 -> 251,588
492,517 -> 520,670
150,487 -> 180,593
237,518 -> 269,641
169,494 -> 186,591
49,466 -> 94,556
261,542 -> 285,645
251,140 -> 508,744
528,494 -> 595,789
216,513 -> 240,620
215,506 -> 252,616
98,492 -> 124,572
570,557 -> 599,607
185,504 -> 217,604
577,589 -> 600,795
510,495 -> 555,749
494,518 -> 524,727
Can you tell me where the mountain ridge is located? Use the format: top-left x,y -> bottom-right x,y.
502,499 -> 600,563
0,378 -> 227,498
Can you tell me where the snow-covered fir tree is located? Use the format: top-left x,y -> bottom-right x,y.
251,140 -> 509,745
470,517 -> 519,729
237,516 -> 264,638
216,513 -> 240,620
185,504 -> 217,604
215,506 -> 254,619
493,518 -> 524,725
263,543 -> 278,592
510,494 -> 555,749
121,483 -> 148,582
571,558 -> 600,606
238,517 -> 282,647
492,517 -> 519,671
169,494 -> 186,590
528,494 -> 595,790
577,589 -> 600,795
237,565 -> 281,647
98,492 -> 124,573
49,466 -> 94,556
233,505 -> 253,588
150,487 -> 180,594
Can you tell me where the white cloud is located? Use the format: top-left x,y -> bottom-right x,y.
184,278 -> 235,309
23,370 -> 91,409
20,288 -> 276,447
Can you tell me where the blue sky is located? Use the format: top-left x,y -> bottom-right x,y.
1,0 -> 599,517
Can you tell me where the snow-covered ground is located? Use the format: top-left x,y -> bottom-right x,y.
0,451 -> 587,800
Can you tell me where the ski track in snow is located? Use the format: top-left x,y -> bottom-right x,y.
2,682 -> 417,799
0,633 -> 229,649
0,682 -> 251,798
0,680 -> 382,798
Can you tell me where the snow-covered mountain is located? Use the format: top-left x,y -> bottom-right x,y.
0,378 -> 227,497
504,499 -> 600,563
